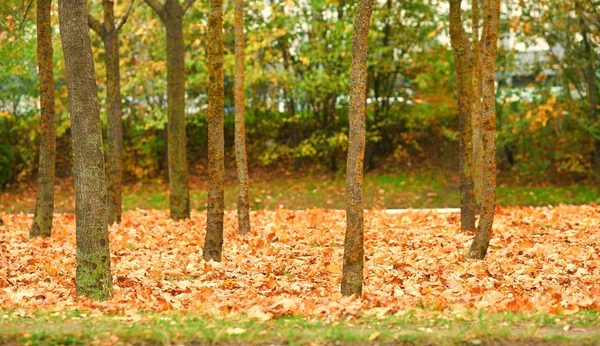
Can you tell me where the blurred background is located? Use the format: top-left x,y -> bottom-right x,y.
0,0 -> 598,211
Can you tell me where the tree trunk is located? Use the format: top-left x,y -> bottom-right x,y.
581,21 -> 600,166
58,0 -> 113,300
234,0 -> 250,235
30,0 -> 56,238
165,15 -> 190,220
467,0 -> 500,260
341,0 -> 375,298
449,0 -> 476,231
471,0 -> 484,210
144,0 -> 191,220
203,0 -> 225,262
89,0 -> 127,225
104,13 -> 124,225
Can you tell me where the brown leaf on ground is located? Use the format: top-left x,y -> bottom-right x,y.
0,205 -> 599,319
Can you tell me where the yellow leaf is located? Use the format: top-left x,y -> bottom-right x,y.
368,331 -> 380,341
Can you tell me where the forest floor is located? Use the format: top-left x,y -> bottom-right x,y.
1,171 -> 598,213
1,204 -> 599,344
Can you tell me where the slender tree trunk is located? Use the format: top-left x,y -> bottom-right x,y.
471,0 -> 484,209
467,0 -> 500,260
341,0 -> 375,297
104,17 -> 124,225
58,0 -> 113,299
234,0 -> 250,234
30,0 -> 56,238
165,16 -> 190,220
144,0 -> 192,220
88,0 -> 129,225
203,0 -> 225,262
449,0 -> 476,231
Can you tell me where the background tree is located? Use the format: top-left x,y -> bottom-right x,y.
58,0 -> 113,299
203,0 -> 225,262
467,0 -> 500,260
341,0 -> 376,297
30,0 -> 56,238
1,0 -> 598,197
143,0 -> 196,219
516,0 -> 599,169
234,0 -> 250,234
88,0 -> 134,224
448,0 -> 476,231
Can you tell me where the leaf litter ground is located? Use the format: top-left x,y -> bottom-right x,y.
1,205 -> 599,320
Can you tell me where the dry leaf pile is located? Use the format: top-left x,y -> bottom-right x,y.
1,205 -> 599,320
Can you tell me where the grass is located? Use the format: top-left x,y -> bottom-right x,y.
1,171 -> 598,214
1,309 -> 599,345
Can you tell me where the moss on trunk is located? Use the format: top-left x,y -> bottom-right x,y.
203,0 -> 226,262
341,0 -> 375,298
471,0 -> 484,210
58,0 -> 113,299
31,0 -> 56,238
467,0 -> 500,260
234,0 -> 250,235
449,0 -> 476,232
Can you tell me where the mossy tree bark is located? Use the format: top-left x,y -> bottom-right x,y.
143,0 -> 196,220
203,0 -> 225,262
467,0 -> 500,260
234,0 -> 250,235
88,0 -> 133,225
58,0 -> 113,300
30,0 -> 56,238
449,0 -> 476,231
341,0 -> 375,297
471,0 -> 484,209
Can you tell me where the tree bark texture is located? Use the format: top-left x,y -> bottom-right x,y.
89,0 -> 125,225
449,0 -> 476,231
341,0 -> 375,297
234,0 -> 250,235
203,0 -> 225,262
30,0 -> 56,238
467,0 -> 500,260
58,0 -> 113,300
144,0 -> 191,220
471,0 -> 484,209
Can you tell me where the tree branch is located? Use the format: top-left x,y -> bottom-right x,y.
182,0 -> 197,14
143,0 -> 165,19
116,0 -> 136,31
88,14 -> 106,37
17,0 -> 34,30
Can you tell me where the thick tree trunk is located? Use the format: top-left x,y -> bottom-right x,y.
203,0 -> 225,262
58,0 -> 113,300
341,0 -> 375,298
467,0 -> 500,260
31,0 -> 56,238
234,0 -> 250,235
449,0 -> 476,231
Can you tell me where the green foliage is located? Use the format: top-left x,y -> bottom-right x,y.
0,0 -> 598,186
